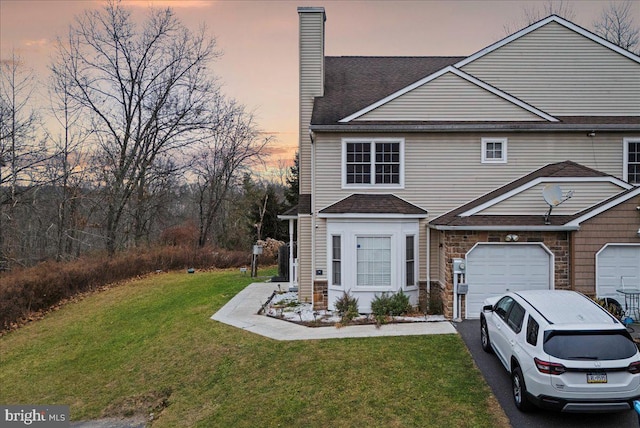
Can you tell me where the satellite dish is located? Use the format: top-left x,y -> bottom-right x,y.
543,184 -> 563,207
542,184 -> 574,225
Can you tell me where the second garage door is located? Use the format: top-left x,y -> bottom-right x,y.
465,243 -> 553,318
596,244 -> 640,301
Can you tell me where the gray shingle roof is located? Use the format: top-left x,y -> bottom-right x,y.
320,194 -> 427,215
311,57 -> 640,128
312,56 -> 464,125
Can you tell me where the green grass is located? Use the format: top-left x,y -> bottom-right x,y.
0,269 -> 508,427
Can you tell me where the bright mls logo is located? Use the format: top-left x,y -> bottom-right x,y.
1,405 -> 69,427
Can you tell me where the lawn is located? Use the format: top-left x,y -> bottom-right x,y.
0,268 -> 509,427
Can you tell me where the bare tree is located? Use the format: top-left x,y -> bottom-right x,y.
504,0 -> 576,35
45,50 -> 94,260
0,51 -> 44,263
192,99 -> 270,248
593,0 -> 639,54
52,0 -> 220,254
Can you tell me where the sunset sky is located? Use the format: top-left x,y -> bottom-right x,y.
1,0 -> 635,171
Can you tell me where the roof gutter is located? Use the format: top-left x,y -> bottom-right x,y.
429,225 -> 580,231
309,124 -> 640,133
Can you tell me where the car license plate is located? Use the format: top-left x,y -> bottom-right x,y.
587,373 -> 607,384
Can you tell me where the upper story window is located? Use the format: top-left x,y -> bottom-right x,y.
481,137 -> 507,164
343,138 -> 404,188
624,138 -> 640,184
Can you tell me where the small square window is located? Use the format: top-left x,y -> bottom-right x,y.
482,138 -> 507,164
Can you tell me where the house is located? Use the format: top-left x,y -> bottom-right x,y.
281,7 -> 640,320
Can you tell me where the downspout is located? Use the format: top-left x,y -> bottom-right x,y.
310,129 -> 316,308
426,226 -> 430,293
289,218 -> 294,289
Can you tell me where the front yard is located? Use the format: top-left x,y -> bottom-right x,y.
0,268 -> 508,427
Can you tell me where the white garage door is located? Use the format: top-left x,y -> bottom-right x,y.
465,243 -> 552,319
596,244 -> 640,301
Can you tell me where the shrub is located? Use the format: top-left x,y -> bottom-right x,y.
371,291 -> 413,326
334,291 -> 359,324
0,245 -> 253,332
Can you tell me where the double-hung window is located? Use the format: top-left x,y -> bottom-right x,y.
625,138 -> 640,184
356,236 -> 391,287
331,235 -> 341,286
481,138 -> 507,164
406,235 -> 415,287
344,139 -> 404,187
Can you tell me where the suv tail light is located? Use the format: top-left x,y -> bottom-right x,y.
534,357 -> 566,375
628,361 -> 640,374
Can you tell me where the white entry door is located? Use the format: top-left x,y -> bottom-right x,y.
465,243 -> 553,319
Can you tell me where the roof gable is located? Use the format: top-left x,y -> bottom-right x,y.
312,56 -> 463,126
458,18 -> 640,117
430,161 -> 636,229
341,67 -> 557,123
455,15 -> 640,69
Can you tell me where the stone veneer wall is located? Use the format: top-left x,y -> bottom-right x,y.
313,280 -> 328,310
441,230 -> 570,319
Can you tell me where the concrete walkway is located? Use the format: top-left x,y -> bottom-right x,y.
211,282 -> 457,340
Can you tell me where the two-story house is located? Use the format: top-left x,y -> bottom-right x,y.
281,7 -> 640,320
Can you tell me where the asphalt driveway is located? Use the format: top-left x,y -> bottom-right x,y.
455,320 -> 638,428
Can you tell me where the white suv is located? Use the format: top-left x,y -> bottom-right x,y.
480,290 -> 640,412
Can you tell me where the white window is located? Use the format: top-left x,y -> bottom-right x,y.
331,235 -> 341,285
406,235 -> 415,287
343,138 -> 404,188
356,236 -> 391,287
624,138 -> 640,184
482,138 -> 507,164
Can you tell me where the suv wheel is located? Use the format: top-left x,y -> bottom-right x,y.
512,367 -> 534,412
480,316 -> 492,353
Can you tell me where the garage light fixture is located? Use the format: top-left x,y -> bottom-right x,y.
505,234 -> 519,242
637,227 -> 640,238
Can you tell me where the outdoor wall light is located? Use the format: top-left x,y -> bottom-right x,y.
505,234 -> 519,242
637,227 -> 640,238
587,131 -> 596,137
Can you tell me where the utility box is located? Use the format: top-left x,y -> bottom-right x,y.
453,258 -> 466,274
457,283 -> 468,295
252,245 -> 263,255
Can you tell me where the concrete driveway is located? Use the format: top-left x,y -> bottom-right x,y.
455,320 -> 638,428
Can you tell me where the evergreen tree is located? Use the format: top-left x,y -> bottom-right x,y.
283,152 -> 299,210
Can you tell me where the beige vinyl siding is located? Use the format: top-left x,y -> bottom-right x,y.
315,219 -> 327,281
299,10 -> 324,193
419,219 -> 428,280
356,72 -> 543,122
314,132 -> 623,217
461,22 -> 640,116
478,181 -> 626,215
430,229 -> 443,284
313,132 -> 625,276
298,216 -> 313,301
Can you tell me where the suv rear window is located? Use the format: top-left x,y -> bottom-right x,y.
543,330 -> 637,360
